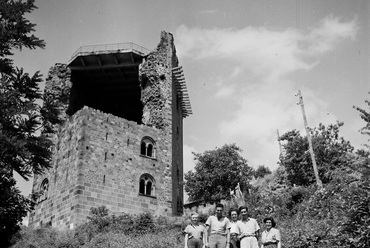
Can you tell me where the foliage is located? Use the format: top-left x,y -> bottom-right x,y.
0,0 -> 61,246
10,207 -> 184,248
279,122 -> 354,186
10,226 -> 77,248
253,165 -> 272,179
246,151 -> 370,248
184,143 -> 254,203
353,92 -> 370,144
81,230 -> 183,248
0,0 -> 45,74
0,170 -> 35,248
73,206 -> 158,246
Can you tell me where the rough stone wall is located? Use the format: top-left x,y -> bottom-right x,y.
139,32 -> 174,131
43,63 -> 71,123
75,107 -> 173,220
30,109 -> 85,228
139,31 -> 184,215
29,106 -> 173,228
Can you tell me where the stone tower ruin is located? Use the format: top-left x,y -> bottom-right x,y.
28,31 -> 192,229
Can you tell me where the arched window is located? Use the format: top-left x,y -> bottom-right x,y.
147,144 -> 153,157
146,181 -> 152,195
39,179 -> 49,202
139,179 -> 145,194
141,142 -> 146,155
140,137 -> 156,158
139,174 -> 155,196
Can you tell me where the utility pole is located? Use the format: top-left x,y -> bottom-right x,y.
295,90 -> 322,188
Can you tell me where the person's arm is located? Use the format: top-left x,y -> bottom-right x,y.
255,229 -> 260,242
226,228 -> 230,248
255,219 -> 261,242
184,233 -> 189,248
202,226 -> 207,248
204,225 -> 210,247
276,229 -> 281,248
260,231 -> 264,248
236,222 -> 243,240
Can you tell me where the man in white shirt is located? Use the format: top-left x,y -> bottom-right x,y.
205,203 -> 231,248
232,206 -> 260,248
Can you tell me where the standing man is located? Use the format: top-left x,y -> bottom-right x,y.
184,213 -> 206,248
205,203 -> 231,248
234,206 -> 260,248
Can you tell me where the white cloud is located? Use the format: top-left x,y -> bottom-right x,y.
302,15 -> 358,55
176,16 -> 358,169
175,16 -> 357,82
215,83 -> 236,98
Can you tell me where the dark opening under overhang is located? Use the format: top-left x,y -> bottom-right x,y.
66,48 -> 148,123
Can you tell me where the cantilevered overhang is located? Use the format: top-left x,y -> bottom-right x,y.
172,66 -> 192,118
66,43 -> 151,122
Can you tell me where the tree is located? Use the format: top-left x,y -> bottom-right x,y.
184,144 -> 254,203
253,165 -> 272,179
0,0 -> 45,74
0,0 -> 61,246
279,122 -> 354,186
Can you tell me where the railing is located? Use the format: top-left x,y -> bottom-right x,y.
69,42 -> 151,62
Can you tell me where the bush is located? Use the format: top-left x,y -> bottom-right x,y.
10,226 -> 77,248
82,229 -> 183,248
11,208 -> 185,248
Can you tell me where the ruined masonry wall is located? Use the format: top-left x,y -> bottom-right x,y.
30,108 -> 85,228
43,63 -> 71,123
139,31 -> 184,215
30,106 -> 173,229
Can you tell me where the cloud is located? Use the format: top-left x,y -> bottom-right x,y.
218,81 -> 338,169
215,83 -> 236,98
175,16 -> 357,81
302,15 -> 358,55
176,16 -> 358,169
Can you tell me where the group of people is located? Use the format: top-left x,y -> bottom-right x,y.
184,203 -> 281,248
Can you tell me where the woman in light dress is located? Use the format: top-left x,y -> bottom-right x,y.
261,217 -> 281,248
228,208 -> 240,248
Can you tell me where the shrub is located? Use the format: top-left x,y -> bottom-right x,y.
10,226 -> 77,248
82,229 -> 183,248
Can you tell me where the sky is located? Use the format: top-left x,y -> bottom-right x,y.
14,0 -> 370,197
